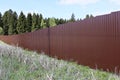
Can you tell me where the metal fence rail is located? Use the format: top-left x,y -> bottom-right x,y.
0,11 -> 120,72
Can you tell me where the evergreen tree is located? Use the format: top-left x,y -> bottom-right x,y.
59,18 -> 66,24
39,14 -> 43,29
36,14 -> 40,29
70,13 -> 75,22
55,18 -> 59,25
1,9 -> 76,34
32,13 -> 37,31
2,10 -> 9,35
8,9 -> 14,35
85,14 -> 90,19
90,14 -> 94,18
17,12 -> 26,34
0,12 -> 3,34
2,10 -> 17,35
8,10 -> 18,35
44,18 -> 49,28
26,13 -> 32,32
48,18 -> 56,27
12,12 -> 18,34
85,14 -> 93,19
0,13 -> 3,28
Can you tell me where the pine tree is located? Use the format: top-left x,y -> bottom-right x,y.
70,13 -> 75,22
36,14 -> 40,29
44,18 -> 49,28
2,10 -> 9,35
90,14 -> 94,18
12,12 -> 18,34
59,18 -> 66,24
55,18 -> 59,25
2,10 -> 18,35
85,14 -> 90,19
39,14 -> 43,29
17,12 -> 26,34
8,10 -> 18,35
85,14 -> 94,19
0,13 -> 3,28
26,13 -> 32,32
32,13 -> 37,31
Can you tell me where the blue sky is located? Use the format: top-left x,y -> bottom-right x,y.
0,0 -> 120,19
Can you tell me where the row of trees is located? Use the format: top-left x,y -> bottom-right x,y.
0,9 -> 93,35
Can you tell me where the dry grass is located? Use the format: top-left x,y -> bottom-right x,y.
0,41 -> 120,80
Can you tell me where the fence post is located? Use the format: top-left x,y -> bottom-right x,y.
48,27 -> 51,56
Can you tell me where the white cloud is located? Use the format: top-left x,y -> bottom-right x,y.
109,0 -> 120,5
58,0 -> 99,5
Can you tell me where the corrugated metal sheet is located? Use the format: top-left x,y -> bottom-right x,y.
0,11 -> 120,72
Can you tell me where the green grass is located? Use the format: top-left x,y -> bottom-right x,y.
0,41 -> 120,80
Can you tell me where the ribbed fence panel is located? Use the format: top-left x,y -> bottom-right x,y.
0,11 -> 120,72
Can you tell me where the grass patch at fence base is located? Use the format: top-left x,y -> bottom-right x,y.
0,41 -> 120,80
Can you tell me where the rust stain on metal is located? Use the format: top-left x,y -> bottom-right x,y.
0,11 -> 120,72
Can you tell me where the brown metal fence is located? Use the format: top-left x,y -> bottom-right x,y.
0,11 -> 120,72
